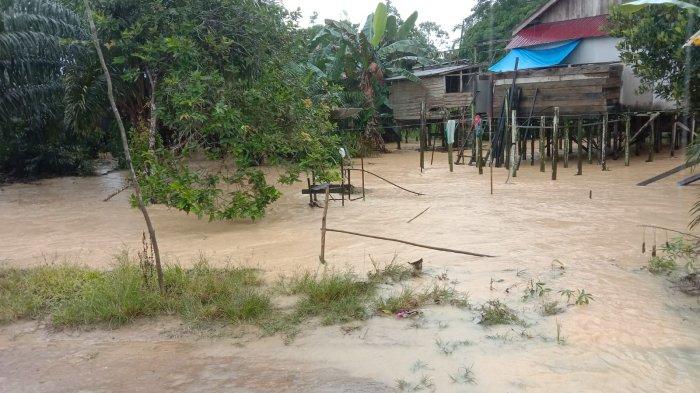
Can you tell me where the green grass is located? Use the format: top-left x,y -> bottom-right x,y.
376,287 -> 423,315
477,300 -> 522,326
0,260 -> 272,328
367,259 -> 414,284
1,257 -> 474,343
375,284 -> 471,315
284,271 -> 376,325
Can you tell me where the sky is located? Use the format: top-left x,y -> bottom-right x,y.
279,0 -> 478,50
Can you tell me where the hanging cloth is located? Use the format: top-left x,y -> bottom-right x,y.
445,120 -> 457,144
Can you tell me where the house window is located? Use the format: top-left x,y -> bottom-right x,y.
462,75 -> 473,93
445,75 -> 460,93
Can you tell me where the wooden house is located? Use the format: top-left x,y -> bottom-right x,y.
490,0 -> 674,115
386,63 -> 481,122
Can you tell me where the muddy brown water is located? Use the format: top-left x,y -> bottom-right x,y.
1,145 -> 699,392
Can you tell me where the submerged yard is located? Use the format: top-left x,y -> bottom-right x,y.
1,146 -> 699,392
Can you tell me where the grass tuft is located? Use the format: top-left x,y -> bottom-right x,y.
286,271 -> 376,325
367,259 -> 414,284
449,365 -> 477,385
478,300 -> 522,326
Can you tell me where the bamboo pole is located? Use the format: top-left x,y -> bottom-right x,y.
407,207 -> 430,224
647,114 -> 655,162
563,121 -> 570,168
340,160 -> 345,206
530,129 -> 535,166
613,117 -> 619,160
319,186 -> 330,264
420,100 -> 426,171
324,228 -> 495,258
671,120 -> 677,158
552,108 -> 559,180
625,114 -> 631,166
577,117 -> 583,175
511,110 -> 518,179
539,116 -> 546,173
446,113 -> 454,173
348,169 -> 424,196
588,124 -> 593,164
84,0 -> 164,291
602,113 -> 608,171
361,156 -> 366,201
477,122 -> 483,175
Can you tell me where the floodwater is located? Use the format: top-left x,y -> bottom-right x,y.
1,145 -> 699,392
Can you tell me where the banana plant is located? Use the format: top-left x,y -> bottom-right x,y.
310,2 -> 433,150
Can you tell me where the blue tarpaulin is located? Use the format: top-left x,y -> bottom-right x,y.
488,40 -> 580,73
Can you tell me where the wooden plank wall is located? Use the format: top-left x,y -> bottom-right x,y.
539,0 -> 622,23
492,64 -> 622,115
389,76 -> 474,121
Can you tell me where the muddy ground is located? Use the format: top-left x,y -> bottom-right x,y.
1,145 -> 699,392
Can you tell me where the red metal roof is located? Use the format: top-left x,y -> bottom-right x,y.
506,15 -> 609,49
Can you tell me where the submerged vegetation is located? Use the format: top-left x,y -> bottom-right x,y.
478,300 -> 522,326
646,236 -> 700,295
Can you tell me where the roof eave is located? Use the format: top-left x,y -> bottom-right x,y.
512,0 -> 560,36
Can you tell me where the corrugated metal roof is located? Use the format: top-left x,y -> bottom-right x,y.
385,63 -> 476,81
507,15 -> 609,49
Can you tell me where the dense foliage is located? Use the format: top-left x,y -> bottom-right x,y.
608,1 -> 700,108
309,3 -> 432,150
457,0 -> 547,64
1,0 -> 342,221
0,0 -> 106,179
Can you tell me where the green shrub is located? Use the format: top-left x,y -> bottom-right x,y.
648,256 -> 676,274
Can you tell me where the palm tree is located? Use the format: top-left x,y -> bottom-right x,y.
311,2 -> 432,151
0,0 -> 87,124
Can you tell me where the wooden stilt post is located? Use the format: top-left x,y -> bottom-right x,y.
671,116 -> 677,158
504,98 -> 510,169
613,117 -> 619,160
625,114 -> 631,167
530,129 -> 535,166
448,136 -> 454,173
552,108 -> 559,180
564,121 -> 570,168
319,185 -> 330,264
420,100 -> 426,171
654,115 -> 661,153
602,113 -> 608,171
361,156 -> 365,201
647,114 -> 655,162
577,117 -> 583,175
588,123 -> 593,164
539,116 -> 546,173
511,110 -> 518,179
477,121 -> 483,175
340,160 -> 345,206
307,177 -> 314,205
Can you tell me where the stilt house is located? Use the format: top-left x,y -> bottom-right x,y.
386,62 -> 481,122
489,0 -> 675,115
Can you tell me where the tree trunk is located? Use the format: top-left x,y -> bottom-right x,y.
145,68 -> 157,151
84,0 -> 164,292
